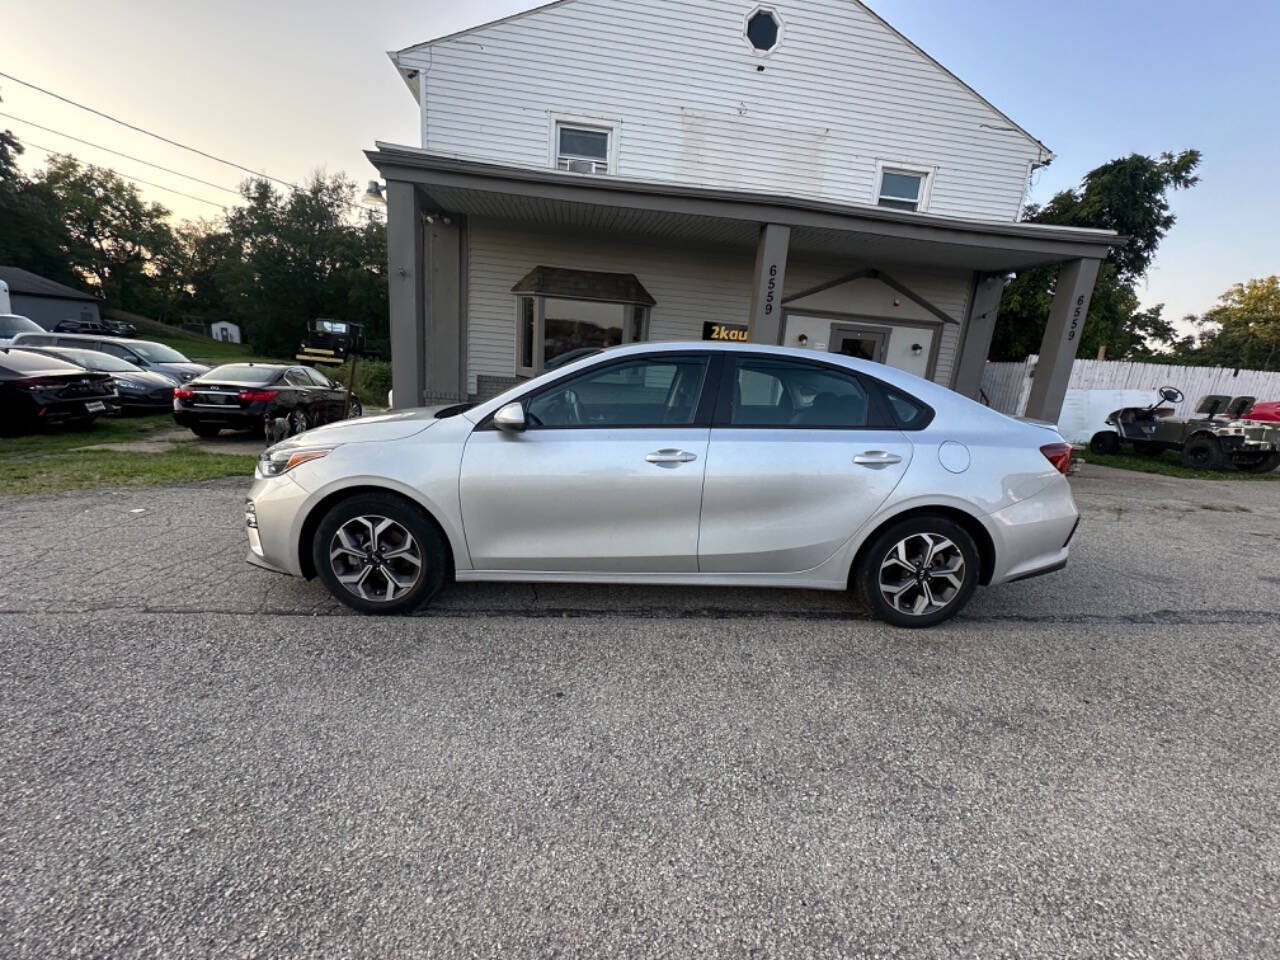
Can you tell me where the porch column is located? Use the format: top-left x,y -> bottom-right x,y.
386,179 -> 425,409
747,223 -> 790,344
1024,257 -> 1102,423
423,216 -> 465,402
952,272 -> 1005,399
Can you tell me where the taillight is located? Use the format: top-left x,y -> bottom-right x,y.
238,389 -> 279,404
173,387 -> 194,400
1040,442 -> 1073,475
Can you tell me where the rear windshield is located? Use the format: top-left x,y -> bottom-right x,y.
0,349 -> 82,375
205,364 -> 280,384
128,341 -> 189,363
0,316 -> 43,337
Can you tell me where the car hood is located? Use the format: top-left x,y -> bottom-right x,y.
116,370 -> 176,388
268,407 -> 446,452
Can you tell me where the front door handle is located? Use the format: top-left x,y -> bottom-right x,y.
645,449 -> 698,465
853,450 -> 903,466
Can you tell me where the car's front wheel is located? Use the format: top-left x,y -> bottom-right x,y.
855,516 -> 979,628
312,493 -> 447,615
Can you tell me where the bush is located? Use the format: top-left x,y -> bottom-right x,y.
329,359 -> 393,408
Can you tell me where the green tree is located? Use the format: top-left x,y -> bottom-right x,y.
1175,277 -> 1280,371
991,150 -> 1200,361
34,154 -> 176,313
0,130 -> 78,283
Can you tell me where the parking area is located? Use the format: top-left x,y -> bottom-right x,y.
3,465 -> 1279,957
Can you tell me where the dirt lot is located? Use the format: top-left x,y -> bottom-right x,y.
1,464 -> 1278,958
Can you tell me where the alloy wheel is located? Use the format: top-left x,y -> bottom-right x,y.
877,532 -> 966,617
328,515 -> 424,603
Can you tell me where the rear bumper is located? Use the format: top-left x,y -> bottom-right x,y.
987,478 -> 1079,585
174,408 -> 263,430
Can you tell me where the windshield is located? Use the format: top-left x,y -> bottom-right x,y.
205,364 -> 280,384
51,348 -> 140,372
128,341 -> 189,363
0,316 -> 42,337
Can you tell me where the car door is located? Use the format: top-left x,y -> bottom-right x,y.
698,354 -> 914,573
300,366 -> 342,421
281,368 -> 317,418
459,352 -> 716,573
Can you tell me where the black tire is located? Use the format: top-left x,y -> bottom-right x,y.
1180,434 -> 1222,470
854,515 -> 980,628
1131,441 -> 1164,458
190,424 -> 221,438
348,399 -> 362,419
287,408 -> 309,436
1089,431 -> 1120,455
312,492 -> 447,615
1235,451 -> 1280,474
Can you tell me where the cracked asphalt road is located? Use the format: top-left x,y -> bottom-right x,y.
2,464 -> 1279,958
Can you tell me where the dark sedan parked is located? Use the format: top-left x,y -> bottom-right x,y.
173,363 -> 361,440
14,346 -> 175,412
0,348 -> 116,434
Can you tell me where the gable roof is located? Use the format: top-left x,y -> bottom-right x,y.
0,266 -> 98,302
389,0 -> 1050,159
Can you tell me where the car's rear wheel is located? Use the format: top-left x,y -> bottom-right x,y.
312,493 -> 447,615
1180,434 -> 1222,469
191,424 -> 221,438
855,516 -> 979,628
288,408 -> 309,436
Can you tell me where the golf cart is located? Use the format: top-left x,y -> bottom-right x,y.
1105,386 -> 1280,472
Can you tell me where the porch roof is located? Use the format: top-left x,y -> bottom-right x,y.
367,144 -> 1124,273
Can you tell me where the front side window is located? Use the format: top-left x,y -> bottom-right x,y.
725,357 -> 888,428
556,124 -> 611,174
877,169 -> 928,212
97,341 -> 138,361
526,356 -> 708,428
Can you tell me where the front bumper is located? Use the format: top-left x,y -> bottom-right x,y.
243,473 -> 311,577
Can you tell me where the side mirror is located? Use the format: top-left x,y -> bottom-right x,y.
493,401 -> 526,432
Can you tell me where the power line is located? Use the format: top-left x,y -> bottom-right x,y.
0,69 -> 306,196
0,111 -> 243,197
22,140 -> 228,209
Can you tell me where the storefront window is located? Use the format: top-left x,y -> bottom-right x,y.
514,297 -> 651,377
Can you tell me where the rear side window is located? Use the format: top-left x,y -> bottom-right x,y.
877,383 -> 935,430
16,334 -> 56,347
283,369 -> 312,387
721,357 -> 892,428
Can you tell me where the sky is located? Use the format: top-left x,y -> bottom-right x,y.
2,0 -> 1277,329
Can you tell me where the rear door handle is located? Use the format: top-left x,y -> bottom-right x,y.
645,449 -> 698,465
853,450 -> 903,466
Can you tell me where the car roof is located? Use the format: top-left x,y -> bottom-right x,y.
12,331 -> 156,348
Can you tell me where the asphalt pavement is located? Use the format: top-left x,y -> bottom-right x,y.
2,464 -> 1278,958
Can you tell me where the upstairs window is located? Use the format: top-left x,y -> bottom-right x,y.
743,6 -> 783,54
556,123 -> 611,175
876,167 -> 932,212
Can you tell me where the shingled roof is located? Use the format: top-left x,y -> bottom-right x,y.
511,266 -> 656,306
0,266 -> 98,302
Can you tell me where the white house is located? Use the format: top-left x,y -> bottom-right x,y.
210,320 -> 241,343
370,0 -> 1121,420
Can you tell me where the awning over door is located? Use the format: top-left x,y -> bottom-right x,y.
511,266 -> 656,306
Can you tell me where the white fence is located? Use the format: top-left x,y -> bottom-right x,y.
981,356 -> 1280,419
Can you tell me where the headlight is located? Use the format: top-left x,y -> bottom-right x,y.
257,447 -> 331,478
115,378 -> 141,390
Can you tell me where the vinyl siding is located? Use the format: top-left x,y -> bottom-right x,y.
404,0 -> 1045,223
465,218 -> 972,394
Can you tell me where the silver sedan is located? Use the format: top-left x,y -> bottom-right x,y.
244,343 -> 1078,627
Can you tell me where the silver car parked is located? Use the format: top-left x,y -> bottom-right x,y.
245,342 -> 1078,627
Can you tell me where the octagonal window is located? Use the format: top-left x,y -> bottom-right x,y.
745,8 -> 781,53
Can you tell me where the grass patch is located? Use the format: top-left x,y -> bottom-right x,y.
3,448 -> 256,495
1,415 -> 172,456
1084,449 -> 1280,481
2,414 -> 254,494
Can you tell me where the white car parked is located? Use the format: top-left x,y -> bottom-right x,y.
244,342 -> 1080,627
